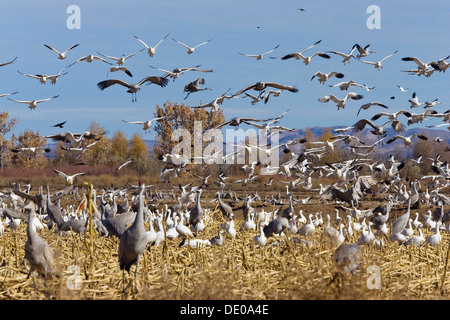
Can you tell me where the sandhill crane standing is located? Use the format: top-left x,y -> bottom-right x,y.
8,95 -> 59,110
118,182 -> 148,294
318,92 -> 363,110
97,75 -> 169,102
122,116 -> 165,133
24,202 -> 55,296
43,43 -> 79,60
172,38 -> 212,54
134,34 -> 169,57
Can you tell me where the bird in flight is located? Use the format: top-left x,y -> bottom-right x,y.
122,116 -> 165,133
43,43 -> 79,60
0,57 -> 17,67
97,49 -> 145,65
134,34 -> 169,57
172,38 -> 212,54
52,168 -> 86,185
97,75 -> 169,102
8,95 -> 59,110
52,121 -> 67,128
238,44 -> 280,60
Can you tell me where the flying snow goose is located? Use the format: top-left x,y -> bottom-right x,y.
356,50 -> 398,70
134,34 -> 169,57
8,95 -> 59,110
238,44 -> 279,60
311,71 -> 344,84
386,133 -> 428,147
318,92 -> 363,110
172,38 -> 212,54
43,43 -> 79,60
97,49 -> 144,65
328,80 -> 374,91
121,116 -> 165,133
274,40 -> 330,65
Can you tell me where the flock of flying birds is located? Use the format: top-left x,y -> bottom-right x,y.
1,12 -> 450,296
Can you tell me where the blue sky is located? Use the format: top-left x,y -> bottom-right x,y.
0,0 -> 448,141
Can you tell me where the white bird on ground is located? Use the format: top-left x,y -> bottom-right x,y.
403,226 -> 425,247
43,43 -> 79,60
356,50 -> 398,70
318,92 -> 364,110
298,214 -> 315,237
253,223 -> 267,247
172,38 -> 212,54
427,222 -> 442,246
8,95 -> 59,110
134,34 -> 169,57
239,44 -> 279,60
122,116 -> 165,133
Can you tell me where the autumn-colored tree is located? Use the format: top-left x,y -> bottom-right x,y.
11,130 -> 49,168
0,110 -> 18,170
319,127 -> 341,164
153,101 -> 225,159
82,122 -> 112,165
128,133 -> 149,174
110,130 -> 130,164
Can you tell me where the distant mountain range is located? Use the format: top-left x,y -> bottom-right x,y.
45,126 -> 449,159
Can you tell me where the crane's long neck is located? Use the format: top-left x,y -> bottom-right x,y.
132,187 -> 145,231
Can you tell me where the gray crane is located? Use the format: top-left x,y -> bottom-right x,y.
24,202 -> 55,296
183,77 -> 211,99
46,185 -> 63,226
216,191 -> 234,220
118,182 -> 148,294
334,243 -> 362,276
188,188 -> 204,228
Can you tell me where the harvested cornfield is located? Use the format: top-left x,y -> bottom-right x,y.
1,185 -> 449,301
